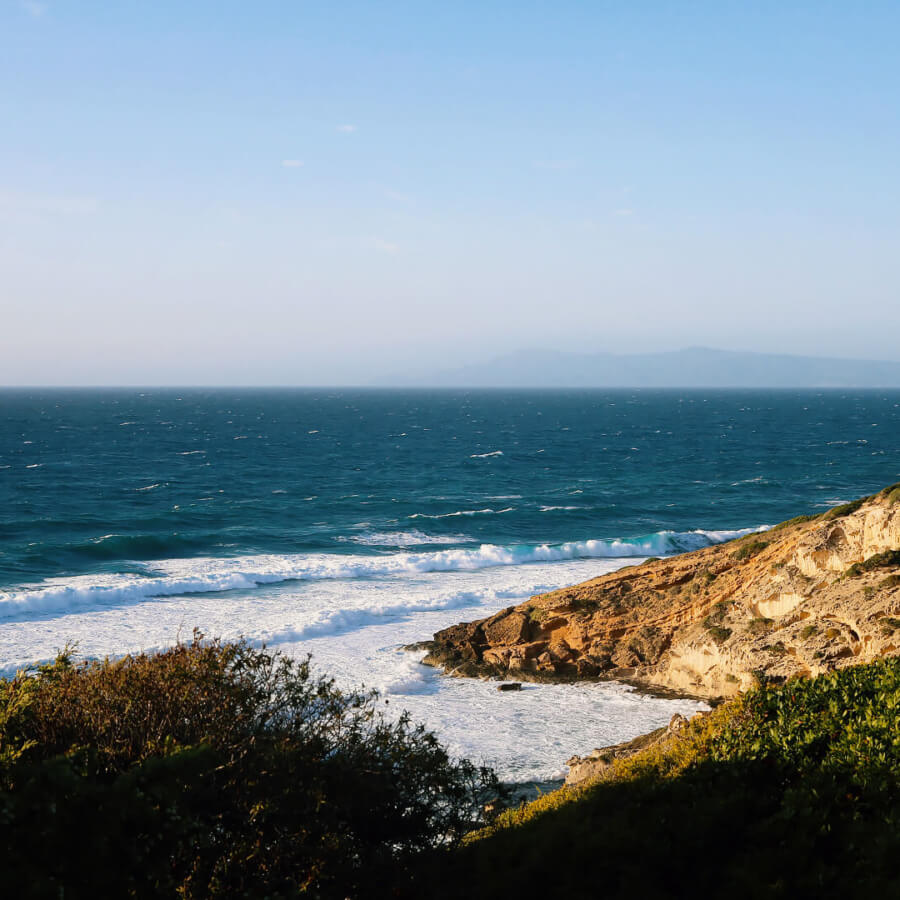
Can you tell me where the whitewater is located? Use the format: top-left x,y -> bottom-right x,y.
3,388 -> 898,782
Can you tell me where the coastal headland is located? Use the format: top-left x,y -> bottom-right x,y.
421,484 -> 900,700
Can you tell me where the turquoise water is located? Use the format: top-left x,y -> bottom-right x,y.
3,388 -> 898,589
1,388 -> 898,780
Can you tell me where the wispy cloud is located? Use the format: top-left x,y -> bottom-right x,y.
337,124 -> 357,134
21,1 -> 47,17
281,159 -> 304,168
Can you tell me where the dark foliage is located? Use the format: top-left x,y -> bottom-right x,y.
0,636 -> 498,898
417,657 -> 900,899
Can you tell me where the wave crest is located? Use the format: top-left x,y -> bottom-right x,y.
0,526 -> 766,621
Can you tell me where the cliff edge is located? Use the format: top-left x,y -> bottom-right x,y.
422,484 -> 900,699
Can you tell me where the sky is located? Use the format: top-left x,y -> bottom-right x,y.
2,1 -> 900,385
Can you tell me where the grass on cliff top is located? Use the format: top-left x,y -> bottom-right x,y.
419,657 -> 900,900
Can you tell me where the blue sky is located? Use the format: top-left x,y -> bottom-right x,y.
2,1 -> 899,384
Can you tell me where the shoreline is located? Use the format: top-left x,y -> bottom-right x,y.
412,485 -> 900,783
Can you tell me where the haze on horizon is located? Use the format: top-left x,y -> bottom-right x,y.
2,2 -> 899,387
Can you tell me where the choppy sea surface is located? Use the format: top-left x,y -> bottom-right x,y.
2,389 -> 898,781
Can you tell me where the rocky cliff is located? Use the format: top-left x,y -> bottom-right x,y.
422,484 -> 900,700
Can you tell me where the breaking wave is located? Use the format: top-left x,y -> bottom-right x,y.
408,508 -> 515,519
339,530 -> 475,547
0,525 -> 766,621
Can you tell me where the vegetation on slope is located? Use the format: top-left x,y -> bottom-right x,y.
418,658 -> 900,899
0,636 -> 497,899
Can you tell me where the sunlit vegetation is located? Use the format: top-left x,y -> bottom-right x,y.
731,539 -> 769,561
770,513 -> 821,531
824,497 -> 869,520
416,658 -> 900,899
844,549 -> 900,578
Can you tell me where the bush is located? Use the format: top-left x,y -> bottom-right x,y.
419,658 -> 900,899
800,624 -> 818,639
0,636 -> 498,898
747,617 -> 774,636
705,625 -> 732,645
731,540 -> 769,561
824,497 -> 868,520
770,513 -> 820,531
844,550 -> 900,578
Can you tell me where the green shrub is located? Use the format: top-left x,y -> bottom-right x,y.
880,482 -> 900,504
731,540 -> 769,561
824,497 -> 868,520
705,625 -> 732,645
0,636 -> 498,898
879,575 -> 900,591
800,624 -> 818,640
844,550 -> 900,578
770,513 -> 820,531
420,658 -> 900,899
747,617 -> 774,636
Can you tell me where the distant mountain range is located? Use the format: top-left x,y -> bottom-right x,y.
380,347 -> 900,388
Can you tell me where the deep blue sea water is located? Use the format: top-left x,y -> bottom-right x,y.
2,388 -> 898,780
3,388 -> 898,587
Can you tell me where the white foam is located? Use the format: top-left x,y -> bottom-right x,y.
340,529 -> 475,547
258,586 -> 503,643
408,507 -> 515,519
470,450 -> 503,458
0,556 -> 709,782
0,526 -> 766,620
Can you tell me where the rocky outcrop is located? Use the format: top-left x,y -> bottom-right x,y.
422,485 -> 900,700
565,713 -> 694,785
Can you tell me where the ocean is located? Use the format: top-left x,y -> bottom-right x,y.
2,388 -> 898,781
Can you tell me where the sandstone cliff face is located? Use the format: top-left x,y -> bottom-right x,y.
422,486 -> 900,700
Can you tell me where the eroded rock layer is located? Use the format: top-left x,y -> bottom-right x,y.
422,485 -> 900,699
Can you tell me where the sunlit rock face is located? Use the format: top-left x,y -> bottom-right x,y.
424,487 -> 900,699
